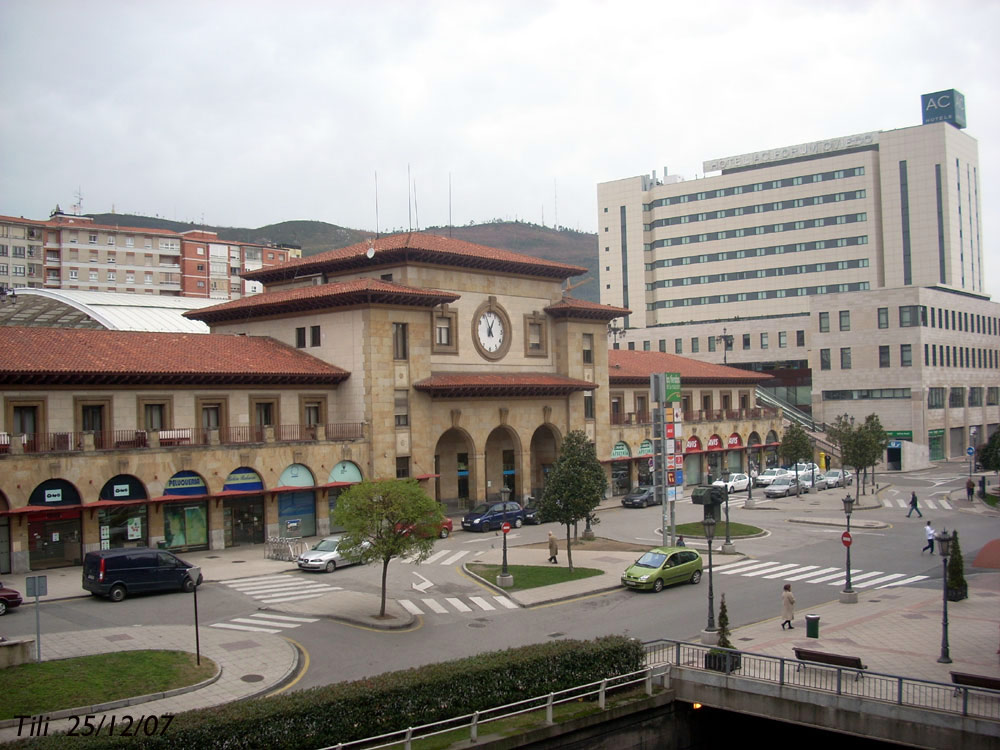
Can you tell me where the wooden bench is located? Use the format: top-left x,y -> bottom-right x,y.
951,671 -> 1000,694
793,647 -> 867,680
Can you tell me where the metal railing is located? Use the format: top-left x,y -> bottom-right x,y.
317,666 -> 662,750
643,638 -> 1000,721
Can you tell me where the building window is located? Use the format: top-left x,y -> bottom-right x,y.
643,340 -> 651,352
899,305 -> 924,327
691,337 -> 699,353
742,333 -> 751,350
675,338 -> 683,354
928,387 -> 945,409
310,325 -> 320,347
395,456 -> 410,478
819,312 -> 829,332
88,233 -> 98,244
251,398 -> 278,429
819,349 -> 830,370
295,327 -> 306,348
900,344 -> 912,367
879,345 -> 890,368
878,308 -> 888,329
582,333 -> 594,364
584,392 -> 595,419
432,306 -> 458,355
760,333 -> 768,349
839,310 -> 850,331
659,339 -> 667,353
394,391 -> 409,427
708,336 -> 717,352
778,331 -> 787,348
949,387 -> 964,408
969,387 -> 983,407
840,347 -> 852,370
393,323 -> 408,360
987,387 -> 999,406
138,399 -> 171,431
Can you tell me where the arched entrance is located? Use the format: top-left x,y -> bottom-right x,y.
222,467 -> 266,547
162,470 -> 209,552
27,479 -> 83,569
764,430 -> 780,468
485,426 -> 521,502
96,474 -> 149,550
276,464 -> 316,539
747,431 -> 763,473
327,461 -> 363,533
529,425 -> 560,502
434,428 -> 476,511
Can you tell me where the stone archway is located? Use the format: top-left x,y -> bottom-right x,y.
529,424 -> 562,502
484,425 -> 522,502
434,428 -> 476,511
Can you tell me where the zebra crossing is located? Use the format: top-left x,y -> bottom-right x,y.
219,574 -> 344,604
883,495 -> 953,510
396,594 -> 519,617
711,559 -> 930,589
210,612 -> 319,634
400,548 -> 474,566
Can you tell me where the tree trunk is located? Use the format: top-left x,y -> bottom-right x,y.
565,524 -> 574,572
380,558 -> 389,617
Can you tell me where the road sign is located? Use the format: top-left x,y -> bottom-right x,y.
26,575 -> 47,597
648,457 -> 654,470
501,522 -> 511,534
842,531 -> 852,547
675,469 -> 684,485
967,446 -> 975,456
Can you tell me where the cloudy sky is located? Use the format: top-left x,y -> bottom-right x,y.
2,1 -> 998,294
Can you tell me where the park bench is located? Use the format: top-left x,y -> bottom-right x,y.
950,671 -> 1000,695
793,647 -> 867,680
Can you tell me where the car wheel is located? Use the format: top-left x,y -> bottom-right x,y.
514,518 -> 523,528
652,578 -> 664,593
325,560 -> 336,573
109,584 -> 126,603
0,600 -> 6,616
439,526 -> 450,539
182,576 -> 196,593
690,570 -> 702,585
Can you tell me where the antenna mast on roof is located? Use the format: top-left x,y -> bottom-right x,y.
407,163 -> 412,232
71,187 -> 83,215
554,178 -> 558,230
374,170 -> 380,238
413,179 -> 420,231
448,172 -> 452,238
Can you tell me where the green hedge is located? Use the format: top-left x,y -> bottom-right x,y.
14,636 -> 643,750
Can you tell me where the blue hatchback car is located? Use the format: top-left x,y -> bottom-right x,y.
461,500 -> 525,532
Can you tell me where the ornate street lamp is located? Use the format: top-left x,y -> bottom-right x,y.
702,515 -> 717,638
840,494 -> 857,604
936,528 -> 955,664
0,285 -> 17,305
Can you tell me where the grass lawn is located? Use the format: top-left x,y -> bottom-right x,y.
2,650 -> 216,720
674,521 -> 762,538
466,564 -> 603,591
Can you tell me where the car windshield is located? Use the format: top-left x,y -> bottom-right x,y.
469,504 -> 490,515
825,470 -> 840,477
312,538 -> 341,552
763,469 -> 779,476
772,477 -> 791,485
634,552 -> 667,568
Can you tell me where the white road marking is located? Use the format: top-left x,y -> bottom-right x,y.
446,597 -> 472,613
469,596 -> 496,611
398,599 -> 424,615
210,622 -> 282,633
784,566 -> 840,581
762,565 -> 820,579
422,598 -> 448,614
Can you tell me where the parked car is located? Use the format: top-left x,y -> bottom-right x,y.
0,581 -> 23,615
799,473 -> 831,492
713,473 -> 750,494
823,469 -> 853,487
754,468 -> 788,487
791,463 -> 823,477
764,475 -> 808,498
297,535 -> 369,573
621,547 -> 703,592
396,516 -> 453,539
82,548 -> 203,602
522,501 -> 542,525
461,500 -> 525,532
621,486 -> 658,508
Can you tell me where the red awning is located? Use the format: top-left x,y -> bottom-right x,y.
1,504 -> 82,516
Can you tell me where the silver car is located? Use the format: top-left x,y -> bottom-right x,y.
823,469 -> 853,487
297,535 -> 368,573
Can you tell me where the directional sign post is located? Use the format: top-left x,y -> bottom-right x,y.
501,521 -> 511,534
25,575 -> 46,662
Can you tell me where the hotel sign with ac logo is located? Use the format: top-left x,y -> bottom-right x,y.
921,89 -> 966,129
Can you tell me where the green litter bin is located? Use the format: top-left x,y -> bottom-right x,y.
805,614 -> 820,638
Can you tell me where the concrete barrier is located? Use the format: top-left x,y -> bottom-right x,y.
0,638 -> 35,669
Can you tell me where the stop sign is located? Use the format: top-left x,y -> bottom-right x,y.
501,522 -> 511,534
842,531 -> 852,547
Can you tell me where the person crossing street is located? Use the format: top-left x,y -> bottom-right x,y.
907,491 -> 922,518
922,521 -> 935,554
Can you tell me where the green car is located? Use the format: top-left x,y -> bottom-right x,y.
621,546 -> 703,592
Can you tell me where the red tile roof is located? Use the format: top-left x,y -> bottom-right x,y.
608,349 -> 773,385
414,372 -> 596,398
0,327 -> 350,386
186,278 -> 461,324
242,232 -> 589,284
43,217 -> 181,236
544,296 -> 630,321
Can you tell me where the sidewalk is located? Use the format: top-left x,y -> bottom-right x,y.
2,479 -> 996,742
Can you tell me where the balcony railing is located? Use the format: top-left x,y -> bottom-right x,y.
0,422 -> 366,457
611,407 -> 778,426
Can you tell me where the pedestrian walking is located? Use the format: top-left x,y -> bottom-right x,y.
547,531 -> 558,564
922,521 -> 935,554
966,478 -> 975,502
907,491 -> 922,518
780,584 -> 795,630
676,535 -> 686,547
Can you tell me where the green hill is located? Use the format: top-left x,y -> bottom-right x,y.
86,214 -> 600,302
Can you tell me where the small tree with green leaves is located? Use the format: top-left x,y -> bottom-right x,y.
716,593 -> 733,649
825,413 -> 853,468
979,430 -> 1000,487
332,479 -> 444,617
947,531 -> 967,599
779,422 -> 812,496
538,430 -> 608,571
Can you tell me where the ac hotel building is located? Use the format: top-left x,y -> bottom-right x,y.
598,90 -> 999,469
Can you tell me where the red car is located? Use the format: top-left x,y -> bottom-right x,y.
0,581 -> 23,616
396,516 -> 453,539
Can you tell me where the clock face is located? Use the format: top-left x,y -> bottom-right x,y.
477,311 -> 505,352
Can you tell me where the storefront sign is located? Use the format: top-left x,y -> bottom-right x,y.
886,431 -> 913,441
45,489 -> 62,503
127,517 -> 142,540
706,434 -> 723,451
611,441 -> 631,459
704,131 -> 879,172
685,436 -> 702,452
224,467 -> 264,492
638,439 -> 654,456
114,484 -> 130,497
727,433 -> 743,449
650,372 -> 681,403
165,471 -> 208,495
927,429 -> 945,438
921,89 -> 966,128
666,438 -> 676,454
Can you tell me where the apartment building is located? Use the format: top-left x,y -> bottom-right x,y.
598,89 -> 999,466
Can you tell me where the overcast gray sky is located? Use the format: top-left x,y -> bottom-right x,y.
2,1 -> 998,296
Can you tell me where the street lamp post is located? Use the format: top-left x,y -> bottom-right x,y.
497,487 -> 513,588
840,495 -> 857,603
701,515 -> 718,644
721,488 -> 735,554
936,529 -> 955,664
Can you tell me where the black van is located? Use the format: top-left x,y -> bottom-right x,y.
82,548 -> 202,602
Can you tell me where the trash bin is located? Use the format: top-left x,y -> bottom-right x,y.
157,541 -> 167,549
805,614 -> 820,638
